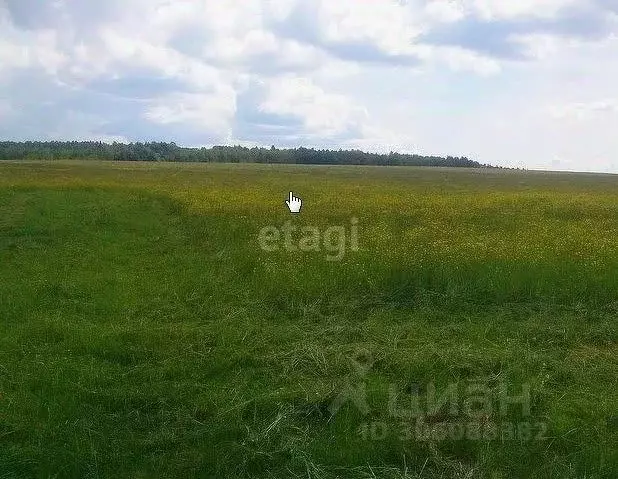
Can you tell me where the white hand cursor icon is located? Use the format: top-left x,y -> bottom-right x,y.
286,191 -> 302,214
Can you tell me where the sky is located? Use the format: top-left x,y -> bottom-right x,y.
1,0 -> 617,172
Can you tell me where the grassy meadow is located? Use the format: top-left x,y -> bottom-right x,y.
0,160 -> 617,478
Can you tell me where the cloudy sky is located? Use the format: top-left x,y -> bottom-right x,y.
1,0 -> 617,172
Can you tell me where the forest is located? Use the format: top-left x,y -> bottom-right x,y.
0,141 -> 493,168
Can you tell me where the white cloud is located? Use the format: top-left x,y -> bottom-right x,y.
510,33 -> 569,60
0,9 -> 66,77
424,0 -> 467,23
0,99 -> 12,121
259,75 -> 368,136
420,44 -> 502,74
316,0 -> 425,55
98,28 -> 229,88
32,30 -> 68,75
549,99 -> 618,120
0,38 -> 30,73
203,29 -> 327,72
470,0 -> 579,20
264,0 -> 299,21
144,91 -> 237,137
343,122 -> 417,154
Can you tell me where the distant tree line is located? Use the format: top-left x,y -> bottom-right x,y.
0,141 -> 495,168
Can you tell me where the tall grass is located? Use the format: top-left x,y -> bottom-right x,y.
0,161 -> 616,478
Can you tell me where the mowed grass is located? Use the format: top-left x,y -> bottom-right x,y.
0,160 -> 617,478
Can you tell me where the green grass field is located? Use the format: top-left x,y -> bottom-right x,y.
0,160 -> 617,478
